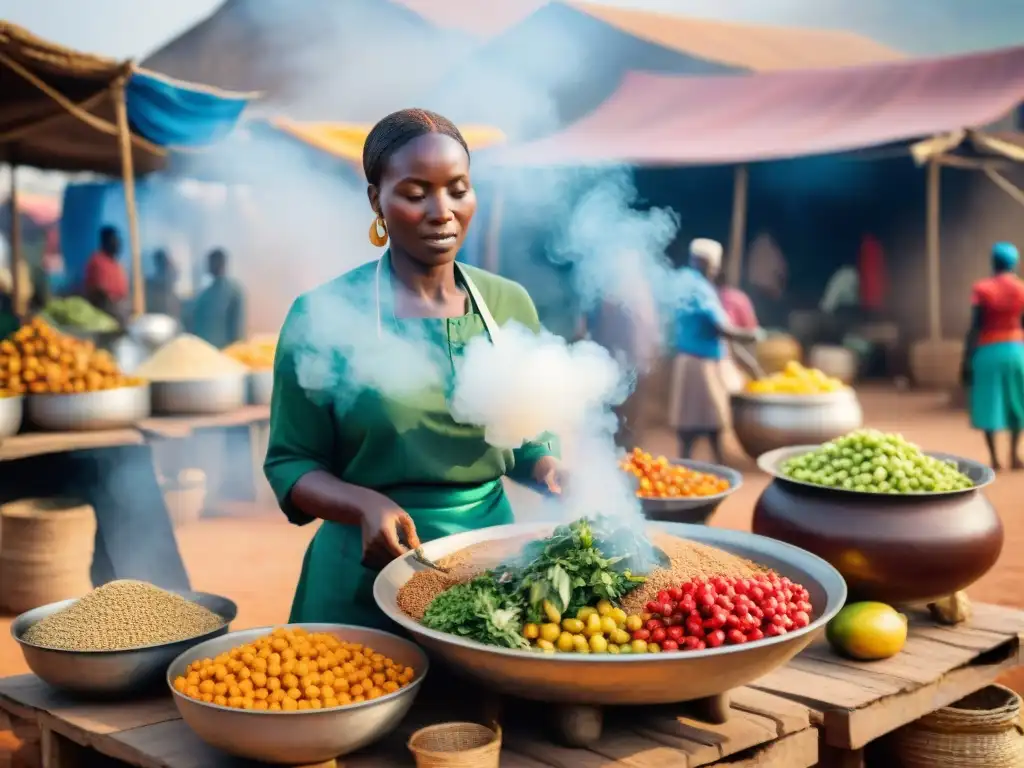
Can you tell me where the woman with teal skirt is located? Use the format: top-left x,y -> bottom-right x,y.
264,109 -> 562,629
961,242 -> 1024,470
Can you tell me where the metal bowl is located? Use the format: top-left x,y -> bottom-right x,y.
12,591 -> 236,698
730,389 -> 863,459
638,459 -> 742,524
753,446 -> 1002,604
150,375 -> 247,416
374,522 -> 846,706
26,385 -> 151,431
127,314 -> 179,349
248,369 -> 273,406
0,395 -> 24,439
168,624 -> 428,765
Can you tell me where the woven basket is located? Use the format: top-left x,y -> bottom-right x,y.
893,685 -> 1024,768
408,723 -> 501,768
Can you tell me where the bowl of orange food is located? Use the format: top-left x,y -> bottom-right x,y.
168,624 -> 426,764
620,448 -> 742,524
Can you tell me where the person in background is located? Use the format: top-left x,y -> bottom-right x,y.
746,232 -> 787,328
961,242 -> 1024,471
670,239 -> 762,463
84,226 -> 128,322
145,249 -> 181,320
717,275 -> 759,393
189,248 -> 245,349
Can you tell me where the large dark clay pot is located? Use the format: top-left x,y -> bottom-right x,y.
752,451 -> 1002,605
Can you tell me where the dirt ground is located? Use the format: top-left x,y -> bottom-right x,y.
0,386 -> 1023,763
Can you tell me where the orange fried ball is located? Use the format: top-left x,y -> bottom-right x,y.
620,448 -> 730,499
172,627 -> 415,711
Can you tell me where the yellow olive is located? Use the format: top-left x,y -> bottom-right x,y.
618,643 -> 632,654
572,635 -> 590,653
584,613 -> 603,637
647,643 -> 661,654
589,635 -> 608,653
556,632 -> 574,652
536,639 -> 556,652
577,607 -> 597,621
610,608 -> 628,626
607,643 -> 621,654
522,623 -> 539,640
599,616 -> 618,635
610,629 -> 631,645
625,615 -> 643,632
596,600 -> 614,616
631,640 -> 648,654
539,623 -> 561,643
561,618 -> 584,634
543,600 -> 562,625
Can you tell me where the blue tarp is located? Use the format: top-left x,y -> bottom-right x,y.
126,68 -> 252,148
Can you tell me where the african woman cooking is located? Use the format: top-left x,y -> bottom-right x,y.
264,109 -> 563,629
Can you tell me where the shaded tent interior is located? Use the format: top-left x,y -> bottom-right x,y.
479,47 -> 1024,361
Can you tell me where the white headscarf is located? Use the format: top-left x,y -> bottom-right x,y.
689,238 -> 723,270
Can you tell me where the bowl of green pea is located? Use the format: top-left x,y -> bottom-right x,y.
751,430 -> 1001,605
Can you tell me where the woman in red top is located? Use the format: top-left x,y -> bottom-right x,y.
962,242 -> 1024,469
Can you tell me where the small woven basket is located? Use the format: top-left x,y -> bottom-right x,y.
408,722 -> 501,768
892,685 -> 1024,768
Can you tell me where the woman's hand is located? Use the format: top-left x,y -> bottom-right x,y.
532,456 -> 565,495
358,490 -> 421,569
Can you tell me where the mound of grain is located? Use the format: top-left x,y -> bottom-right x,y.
135,334 -> 247,381
397,537 -> 533,620
22,580 -> 225,651
619,532 -> 765,614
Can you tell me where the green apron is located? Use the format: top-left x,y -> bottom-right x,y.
286,256 -> 514,629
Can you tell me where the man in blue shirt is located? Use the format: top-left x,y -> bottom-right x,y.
189,248 -> 245,349
669,239 -> 762,463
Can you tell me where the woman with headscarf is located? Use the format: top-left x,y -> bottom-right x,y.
961,242 -> 1024,470
670,239 -> 763,463
264,109 -> 563,628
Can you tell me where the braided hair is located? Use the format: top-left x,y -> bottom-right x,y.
362,109 -> 469,187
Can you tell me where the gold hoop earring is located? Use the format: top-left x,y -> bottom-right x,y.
368,215 -> 389,247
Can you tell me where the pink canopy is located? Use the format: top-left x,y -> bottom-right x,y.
492,46 -> 1024,166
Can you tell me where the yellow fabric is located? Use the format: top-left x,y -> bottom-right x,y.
269,118 -> 506,164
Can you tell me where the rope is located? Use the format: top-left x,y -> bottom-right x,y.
0,90 -> 107,144
984,168 -> 1024,210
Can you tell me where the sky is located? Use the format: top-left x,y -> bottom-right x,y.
1,0 -> 1022,60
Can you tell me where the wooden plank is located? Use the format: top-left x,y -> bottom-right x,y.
138,407 -> 270,441
723,728 -> 817,768
753,602 -> 1024,751
0,430 -> 144,461
0,676 -> 178,736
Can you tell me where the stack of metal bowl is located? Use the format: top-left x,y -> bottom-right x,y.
730,389 -> 863,459
11,591 -> 236,697
374,522 -> 846,743
638,459 -> 742,525
0,394 -> 23,440
167,624 -> 427,764
26,384 -> 151,431
151,375 -> 248,416
752,446 -> 1002,605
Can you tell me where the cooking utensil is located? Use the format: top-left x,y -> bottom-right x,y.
730,389 -> 863,459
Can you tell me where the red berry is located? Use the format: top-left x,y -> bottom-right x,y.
651,628 -> 667,644
792,611 -> 811,628
667,625 -> 684,641
661,639 -> 679,652
657,591 -> 671,605
682,581 -> 696,594
699,592 -> 716,608
726,629 -> 747,645
685,618 -> 704,637
750,586 -> 765,601
659,602 -> 674,617
706,629 -> 726,648
646,601 -> 662,614
747,628 -> 764,641
765,624 -> 788,637
633,629 -> 650,641
682,636 -> 702,650
668,586 -> 683,601
797,600 -> 813,613
646,618 -> 664,632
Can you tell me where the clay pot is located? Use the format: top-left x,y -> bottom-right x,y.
752,453 -> 1002,605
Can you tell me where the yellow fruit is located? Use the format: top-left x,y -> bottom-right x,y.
826,602 -> 908,661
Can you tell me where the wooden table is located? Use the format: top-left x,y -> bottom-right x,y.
0,406 -> 271,462
754,601 -> 1024,766
0,676 -> 816,768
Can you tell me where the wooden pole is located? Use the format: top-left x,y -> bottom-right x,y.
925,159 -> 941,341
482,181 -> 504,273
8,164 -> 24,318
726,164 -> 749,287
112,76 -> 145,318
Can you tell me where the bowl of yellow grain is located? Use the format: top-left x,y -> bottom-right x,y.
12,579 -> 236,698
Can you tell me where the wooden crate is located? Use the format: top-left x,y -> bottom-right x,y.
753,602 -> 1024,766
0,676 -> 816,768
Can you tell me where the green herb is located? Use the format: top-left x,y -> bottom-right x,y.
421,577 -> 529,650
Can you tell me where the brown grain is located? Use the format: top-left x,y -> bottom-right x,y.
620,532 -> 765,613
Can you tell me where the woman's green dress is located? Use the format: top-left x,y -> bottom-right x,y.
264,253 -> 554,629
